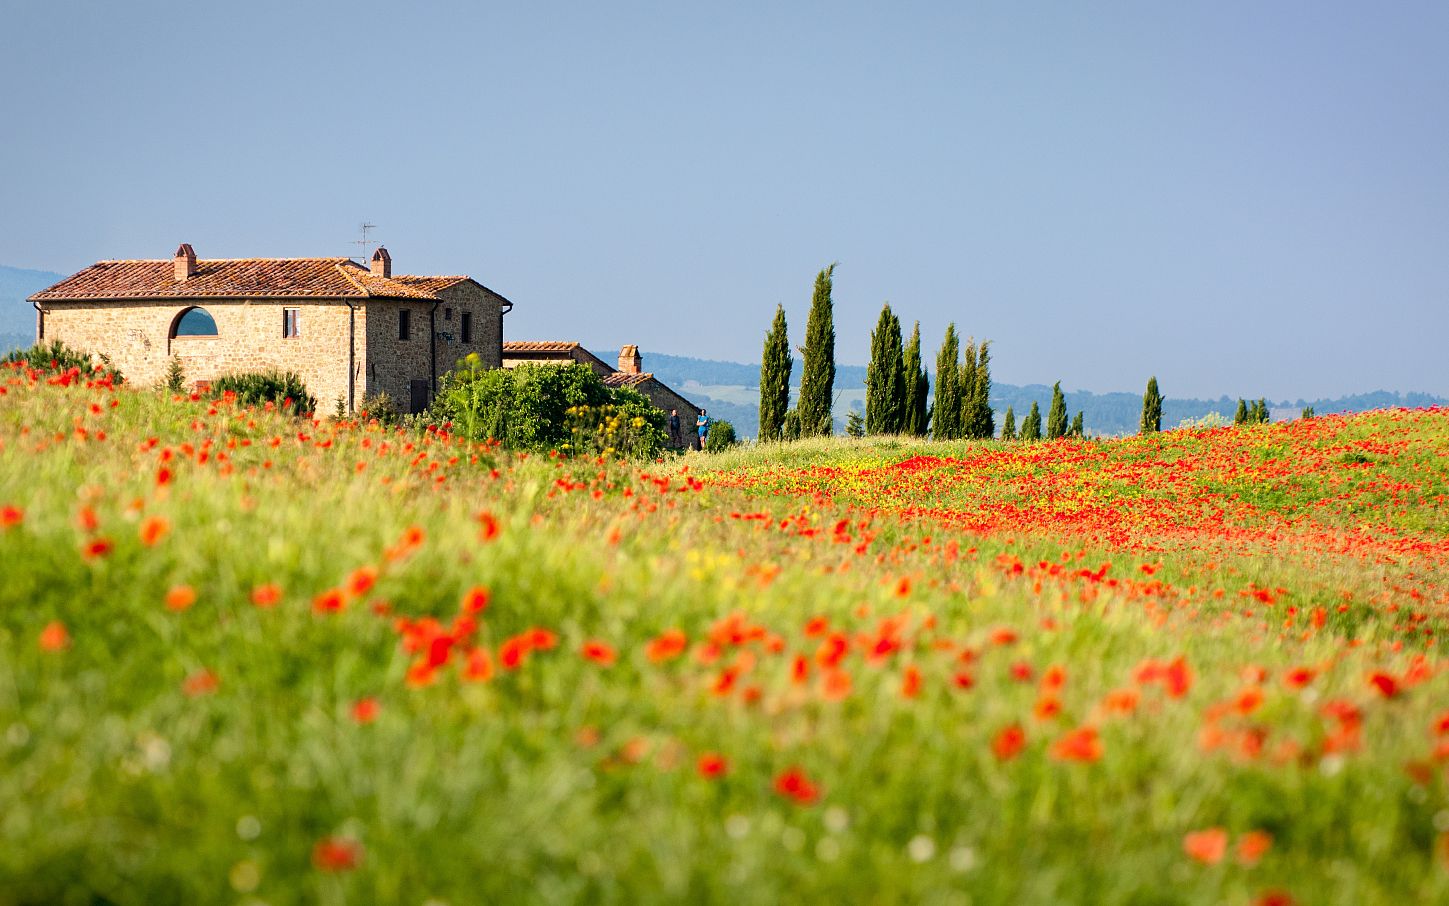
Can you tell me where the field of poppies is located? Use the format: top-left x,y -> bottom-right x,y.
2,359 -> 1447,905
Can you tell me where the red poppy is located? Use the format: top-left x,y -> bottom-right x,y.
312,588 -> 345,614
900,664 -> 922,699
311,836 -> 363,872
346,565 -> 378,597
581,640 -> 617,666
164,585 -> 197,612
1,505 -> 24,528
773,766 -> 820,805
460,586 -> 490,615
463,647 -> 495,682
351,697 -> 380,724
1368,672 -> 1400,698
1237,830 -> 1273,866
992,724 -> 1026,761
251,584 -> 282,608
1050,726 -> 1103,763
82,537 -> 113,560
646,629 -> 688,662
477,511 -> 501,541
138,515 -> 170,546
697,752 -> 730,779
182,669 -> 219,697
38,620 -> 69,652
1183,827 -> 1228,864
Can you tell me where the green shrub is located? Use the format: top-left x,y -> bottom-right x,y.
359,390 -> 401,428
705,419 -> 738,452
2,340 -> 123,383
210,370 -> 316,415
430,357 -> 667,458
162,357 -> 186,394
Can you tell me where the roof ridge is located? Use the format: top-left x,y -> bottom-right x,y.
91,256 -> 357,264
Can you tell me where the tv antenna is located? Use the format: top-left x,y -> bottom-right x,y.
351,222 -> 378,262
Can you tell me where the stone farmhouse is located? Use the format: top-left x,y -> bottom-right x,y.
29,244 -> 512,414
503,341 -> 701,449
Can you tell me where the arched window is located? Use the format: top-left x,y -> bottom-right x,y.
171,307 -> 218,337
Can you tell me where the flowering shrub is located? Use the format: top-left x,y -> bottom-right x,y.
209,369 -> 316,415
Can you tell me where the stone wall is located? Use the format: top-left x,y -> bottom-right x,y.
41,299 -> 358,411
362,283 -> 505,413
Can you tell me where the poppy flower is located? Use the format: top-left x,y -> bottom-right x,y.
477,511 -> 501,541
82,537 -> 113,560
251,584 -> 282,608
164,585 -> 197,612
581,640 -> 617,666
311,836 -> 363,872
900,664 -> 922,699
1368,672 -> 1400,698
463,647 -> 495,682
346,565 -> 378,597
697,752 -> 729,779
460,586 -> 490,615
1050,726 -> 1103,763
1,505 -> 23,528
1182,827 -> 1228,864
527,628 -> 558,651
351,697 -> 380,724
1237,830 -> 1273,866
773,766 -> 820,805
992,724 -> 1026,761
645,628 -> 688,662
138,515 -> 170,546
312,588 -> 345,614
182,669 -> 219,697
38,620 -> 69,652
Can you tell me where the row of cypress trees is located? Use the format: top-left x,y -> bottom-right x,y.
999,383 -> 1083,441
759,265 -> 838,442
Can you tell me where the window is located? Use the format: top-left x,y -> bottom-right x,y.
399,309 -> 411,341
461,311 -> 473,344
172,307 -> 219,337
444,307 -> 453,321
283,308 -> 299,338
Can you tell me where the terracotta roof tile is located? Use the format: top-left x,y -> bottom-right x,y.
602,372 -> 653,388
32,258 -> 440,301
503,341 -> 582,353
393,275 -> 470,293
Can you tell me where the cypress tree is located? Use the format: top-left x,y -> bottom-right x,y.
970,340 -> 994,439
1139,376 -> 1162,435
1255,398 -> 1270,424
866,303 -> 906,434
903,322 -> 927,436
1021,401 -> 1042,441
1046,382 -> 1068,440
1234,399 -> 1248,425
933,325 -> 960,440
1301,405 -> 1315,419
1069,410 -> 1084,437
1001,405 -> 1016,441
958,340 -> 978,439
797,264 -> 837,436
758,305 -> 792,442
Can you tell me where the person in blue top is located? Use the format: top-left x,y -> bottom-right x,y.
696,408 -> 710,450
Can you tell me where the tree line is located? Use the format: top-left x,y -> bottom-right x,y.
759,266 -> 1294,444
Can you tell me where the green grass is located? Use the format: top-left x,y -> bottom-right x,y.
1,373 -> 1447,904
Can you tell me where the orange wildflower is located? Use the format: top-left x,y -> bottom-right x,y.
39,620 -> 69,652
164,584 -> 197,612
1237,830 -> 1273,866
138,515 -> 170,546
351,697 -> 380,724
1183,827 -> 1228,864
1050,726 -> 1103,763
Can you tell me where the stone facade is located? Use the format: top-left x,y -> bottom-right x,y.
30,246 -> 512,415
43,298 -> 359,408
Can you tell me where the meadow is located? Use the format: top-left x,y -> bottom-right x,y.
1,359 -> 1447,905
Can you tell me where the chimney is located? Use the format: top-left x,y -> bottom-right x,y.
370,246 -> 392,278
173,243 -> 197,281
618,344 -> 642,375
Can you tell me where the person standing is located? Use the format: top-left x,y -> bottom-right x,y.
696,408 -> 710,451
668,409 -> 681,447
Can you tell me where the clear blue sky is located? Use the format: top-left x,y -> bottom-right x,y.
3,1 -> 1446,399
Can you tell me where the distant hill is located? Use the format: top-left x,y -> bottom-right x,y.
637,351 -> 1448,440
1,265 -> 65,350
